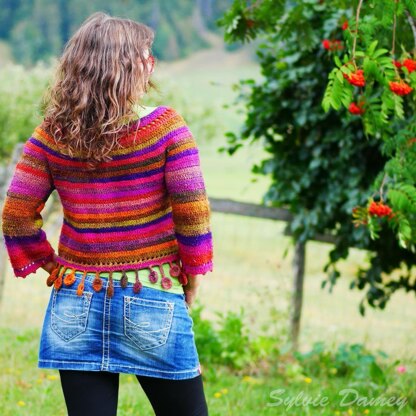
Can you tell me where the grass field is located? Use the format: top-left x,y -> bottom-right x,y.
0,42 -> 415,415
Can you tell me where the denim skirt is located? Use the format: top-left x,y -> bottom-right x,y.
38,264 -> 202,380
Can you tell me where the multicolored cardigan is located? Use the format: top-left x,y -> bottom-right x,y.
1,106 -> 213,296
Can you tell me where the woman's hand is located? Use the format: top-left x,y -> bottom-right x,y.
183,274 -> 203,308
42,253 -> 58,274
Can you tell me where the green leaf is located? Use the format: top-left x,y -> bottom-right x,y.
322,68 -> 345,112
404,0 -> 416,16
392,94 -> 404,119
367,40 -> 379,57
372,48 -> 389,59
336,69 -> 345,82
334,55 -> 342,68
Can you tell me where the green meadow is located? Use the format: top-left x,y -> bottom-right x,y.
0,45 -> 415,415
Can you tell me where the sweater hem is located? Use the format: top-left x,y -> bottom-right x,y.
13,251 -> 56,278
54,253 -> 182,273
181,261 -> 213,276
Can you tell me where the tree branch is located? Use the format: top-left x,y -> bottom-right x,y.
405,10 -> 416,51
352,0 -> 364,65
391,0 -> 399,56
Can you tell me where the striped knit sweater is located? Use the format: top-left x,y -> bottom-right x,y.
1,105 -> 213,293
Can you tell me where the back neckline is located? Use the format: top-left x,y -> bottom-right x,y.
121,105 -> 167,134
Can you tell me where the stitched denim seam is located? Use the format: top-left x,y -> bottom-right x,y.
38,359 -> 200,374
123,296 -> 174,350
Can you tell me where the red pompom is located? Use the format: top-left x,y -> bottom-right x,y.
161,277 -> 172,289
92,274 -> 103,292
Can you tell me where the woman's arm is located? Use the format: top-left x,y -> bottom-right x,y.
183,274 -> 202,307
1,132 -> 56,278
164,109 -> 214,277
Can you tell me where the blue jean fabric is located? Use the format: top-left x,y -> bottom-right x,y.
38,271 -> 201,380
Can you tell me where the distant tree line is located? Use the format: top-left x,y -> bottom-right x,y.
0,0 -> 233,65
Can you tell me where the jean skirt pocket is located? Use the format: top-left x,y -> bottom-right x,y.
51,288 -> 93,342
123,296 -> 175,351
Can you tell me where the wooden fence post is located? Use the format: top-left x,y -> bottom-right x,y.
289,239 -> 306,352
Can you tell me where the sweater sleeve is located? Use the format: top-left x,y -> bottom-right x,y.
164,111 -> 213,276
1,133 -> 56,278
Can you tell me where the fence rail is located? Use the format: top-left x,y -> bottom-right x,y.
209,196 -> 342,351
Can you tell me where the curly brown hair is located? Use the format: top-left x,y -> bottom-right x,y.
41,11 -> 159,170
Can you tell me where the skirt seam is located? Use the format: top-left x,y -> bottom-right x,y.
38,359 -> 200,375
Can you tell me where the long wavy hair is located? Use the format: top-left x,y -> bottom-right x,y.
41,12 -> 159,170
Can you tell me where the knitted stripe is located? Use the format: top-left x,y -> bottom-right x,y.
1,106 -> 213,280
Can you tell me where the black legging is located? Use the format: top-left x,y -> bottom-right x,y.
59,369 -> 209,416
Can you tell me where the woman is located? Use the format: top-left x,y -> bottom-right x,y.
1,11 -> 213,416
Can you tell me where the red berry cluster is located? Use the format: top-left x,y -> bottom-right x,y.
368,201 -> 393,218
322,20 -> 348,52
322,39 -> 343,51
389,81 -> 413,96
343,69 -> 366,87
393,58 -> 416,73
348,101 -> 365,115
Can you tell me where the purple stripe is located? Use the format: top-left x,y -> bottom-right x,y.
175,231 -> 212,246
4,230 -> 47,245
167,147 -> 198,162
